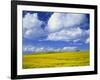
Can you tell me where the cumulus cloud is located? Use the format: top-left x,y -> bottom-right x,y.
63,13 -> 87,28
46,13 -> 89,43
47,27 -> 89,43
23,12 -> 89,43
47,13 -> 64,33
23,45 -> 78,53
47,27 -> 82,41
23,13 -> 46,39
47,13 -> 87,33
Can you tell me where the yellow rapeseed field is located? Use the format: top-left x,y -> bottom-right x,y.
23,51 -> 89,69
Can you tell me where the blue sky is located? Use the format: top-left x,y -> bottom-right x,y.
22,11 -> 90,53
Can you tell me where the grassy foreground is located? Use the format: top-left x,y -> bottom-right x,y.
23,51 -> 89,69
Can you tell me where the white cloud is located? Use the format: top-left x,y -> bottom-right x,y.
46,13 -> 89,43
63,13 -> 86,28
23,13 -> 46,39
47,13 -> 64,33
47,27 -> 89,42
23,12 -> 89,43
47,13 -> 87,33
23,45 -> 35,52
85,37 -> 89,44
23,45 -> 45,53
62,47 -> 78,51
23,45 -> 78,53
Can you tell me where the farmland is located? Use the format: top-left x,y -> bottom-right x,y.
22,51 -> 89,69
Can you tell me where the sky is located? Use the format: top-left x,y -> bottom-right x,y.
22,11 -> 90,53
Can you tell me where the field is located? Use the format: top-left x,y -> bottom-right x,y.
22,51 -> 89,69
